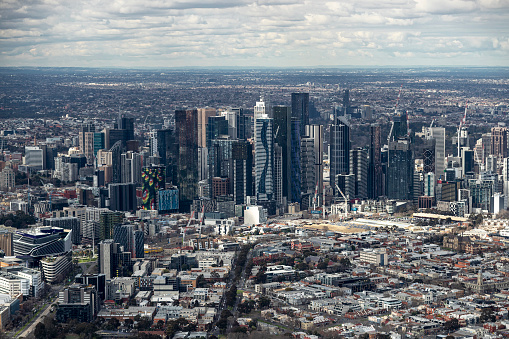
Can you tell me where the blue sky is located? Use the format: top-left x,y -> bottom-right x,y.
1,0 -> 508,67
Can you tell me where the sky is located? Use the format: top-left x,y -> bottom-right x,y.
1,0 -> 508,68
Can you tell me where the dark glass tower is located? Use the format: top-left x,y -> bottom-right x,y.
330,116 -> 350,194
386,138 -> 414,200
232,140 -> 253,204
291,93 -> 309,135
368,124 -> 383,199
290,119 -> 301,203
207,116 -> 228,148
175,109 -> 198,212
273,106 -> 292,202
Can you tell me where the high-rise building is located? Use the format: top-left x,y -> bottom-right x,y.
13,227 -> 72,261
342,90 -> 350,116
461,148 -> 475,175
330,116 -> 350,194
208,138 -> 234,198
141,165 -> 165,210
79,123 -> 95,165
430,127 -> 446,182
98,239 -> 119,280
113,224 -> 134,257
386,138 -> 414,200
350,147 -> 368,199
273,106 -> 292,202
197,108 -> 216,148
304,125 -> 324,205
121,152 -> 142,185
392,113 -> 408,139
274,144 -> 283,207
290,119 -> 301,203
75,274 -> 106,300
491,127 -> 508,158
99,211 -> 124,241
0,164 -> 15,191
291,93 -> 309,135
0,229 -> 13,256
368,124 -> 382,199
43,217 -> 80,245
232,140 -> 253,205
109,141 -> 123,184
24,146 -> 44,171
300,137 -> 316,207
255,117 -> 274,202
207,116 -> 229,148
108,183 -> 136,212
134,230 -> 144,259
175,109 -> 199,212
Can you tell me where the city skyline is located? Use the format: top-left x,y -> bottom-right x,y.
1,0 -> 508,68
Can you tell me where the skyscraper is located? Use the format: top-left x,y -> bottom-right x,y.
273,106 -> 292,202
368,124 -> 382,199
207,116 -> 229,148
141,165 -> 165,210
491,127 -> 508,158
330,116 -> 350,194
290,119 -> 301,203
134,230 -> 144,259
342,90 -> 350,116
305,125 -> 324,204
98,239 -> 119,280
79,123 -> 95,165
121,151 -> 142,185
232,140 -> 253,205
208,138 -> 234,198
350,147 -> 368,199
175,109 -> 199,212
386,138 -> 414,200
197,108 -> 216,148
113,224 -> 134,256
108,183 -> 136,212
291,93 -> 309,135
255,116 -> 274,202
300,137 -> 316,208
429,127 -> 446,182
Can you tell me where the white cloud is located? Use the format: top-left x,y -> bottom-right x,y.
0,0 -> 507,66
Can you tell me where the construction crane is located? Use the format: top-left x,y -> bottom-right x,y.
387,85 -> 403,167
335,184 -> 349,218
313,181 -> 319,210
181,211 -> 195,253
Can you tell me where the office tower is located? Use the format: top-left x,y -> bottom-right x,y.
291,93 -> 309,135
234,108 -> 249,140
98,239 -> 119,280
428,127 -> 446,182
290,119 -> 302,203
423,138 -> 436,174
486,155 -> 497,173
274,144 -> 283,207
175,109 -> 198,212
109,140 -> 123,184
273,106 -> 292,201
0,229 -> 13,256
75,274 -> 106,300
141,165 -> 165,210
134,230 -> 144,258
113,224 -> 134,256
150,128 -> 177,183
350,147 -> 368,199
93,133 -> 105,157
254,96 -> 269,119
330,116 -> 350,194
0,164 -> 15,190
207,116 -> 229,148
108,183 -> 136,212
232,140 -> 253,205
208,138 -> 234,198
305,125 -> 324,204
79,123 -> 95,165
482,133 -> 492,159
386,138 -> 414,200
197,108 -> 216,148
121,151 -> 142,185
462,148 -> 475,175
491,127 -> 508,158
255,116 -> 274,202
342,90 -> 350,116
25,146 -> 44,171
301,137 -> 316,207
43,217 -> 80,245
368,124 -> 382,199
56,284 -> 99,323
99,211 -> 124,241
221,108 -> 239,139
392,113 -> 408,139
39,143 -> 57,170
108,115 -> 135,149
424,172 -> 435,197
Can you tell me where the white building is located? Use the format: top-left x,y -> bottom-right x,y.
0,272 -> 30,297
359,249 -> 388,266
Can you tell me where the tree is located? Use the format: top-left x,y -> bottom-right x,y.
196,274 -> 207,288
444,318 -> 460,332
34,323 -> 46,339
480,307 -> 496,323
258,296 -> 271,309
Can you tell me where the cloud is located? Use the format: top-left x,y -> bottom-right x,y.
0,0 -> 507,67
